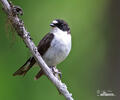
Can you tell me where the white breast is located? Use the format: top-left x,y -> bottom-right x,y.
42,27 -> 71,66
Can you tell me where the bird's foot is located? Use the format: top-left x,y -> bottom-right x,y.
50,66 -> 63,94
50,66 -> 62,80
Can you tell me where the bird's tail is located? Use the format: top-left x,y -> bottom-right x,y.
34,69 -> 44,80
13,57 -> 36,76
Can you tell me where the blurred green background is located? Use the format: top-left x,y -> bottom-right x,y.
0,0 -> 120,100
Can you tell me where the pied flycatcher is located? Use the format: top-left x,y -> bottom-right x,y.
13,19 -> 71,80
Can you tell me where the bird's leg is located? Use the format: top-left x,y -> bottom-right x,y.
49,66 -> 62,94
50,66 -> 62,80
57,69 -> 62,79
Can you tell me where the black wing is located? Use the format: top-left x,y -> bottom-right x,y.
13,33 -> 54,76
37,33 -> 54,56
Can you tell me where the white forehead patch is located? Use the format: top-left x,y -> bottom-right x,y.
52,20 -> 58,24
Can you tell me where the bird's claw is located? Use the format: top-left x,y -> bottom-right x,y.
50,66 -> 62,80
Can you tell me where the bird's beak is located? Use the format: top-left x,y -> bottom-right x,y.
50,23 -> 55,27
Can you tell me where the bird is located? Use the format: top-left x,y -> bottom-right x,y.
13,19 -> 71,80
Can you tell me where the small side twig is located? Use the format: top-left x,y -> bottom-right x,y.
0,0 -> 74,100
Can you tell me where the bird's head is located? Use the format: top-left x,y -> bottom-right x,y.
50,19 -> 70,32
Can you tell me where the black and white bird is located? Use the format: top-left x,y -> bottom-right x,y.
13,19 -> 71,80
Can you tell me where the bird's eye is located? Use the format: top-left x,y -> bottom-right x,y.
61,24 -> 64,26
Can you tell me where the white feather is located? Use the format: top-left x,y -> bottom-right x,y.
42,27 -> 71,66
52,20 -> 58,24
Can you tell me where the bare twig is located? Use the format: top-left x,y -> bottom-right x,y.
0,0 -> 74,100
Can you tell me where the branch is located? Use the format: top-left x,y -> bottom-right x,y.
0,0 -> 74,100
